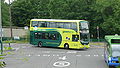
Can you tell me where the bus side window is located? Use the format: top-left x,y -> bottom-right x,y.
38,33 -> 42,39
34,32 -> 38,39
42,33 -> 45,39
49,34 -> 57,40
41,33 -> 49,39
45,33 -> 49,39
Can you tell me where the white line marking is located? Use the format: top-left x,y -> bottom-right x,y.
59,56 -> 67,60
22,46 -> 26,48
76,55 -> 81,56
56,55 -> 59,56
67,51 -> 77,53
26,54 -> 31,56
85,55 -> 90,56
38,55 -> 40,56
48,55 -> 50,57
53,61 -> 70,67
94,55 -> 98,56
13,48 -> 20,51
43,54 -> 49,56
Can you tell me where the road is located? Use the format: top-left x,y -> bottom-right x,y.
4,43 -> 108,68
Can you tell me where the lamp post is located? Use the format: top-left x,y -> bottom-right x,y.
0,0 -> 3,54
97,26 -> 100,42
9,0 -> 13,40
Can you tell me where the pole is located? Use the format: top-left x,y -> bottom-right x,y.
0,0 -> 3,54
9,0 -> 13,40
97,26 -> 99,42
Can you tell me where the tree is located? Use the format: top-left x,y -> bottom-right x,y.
1,0 -> 10,26
11,0 -> 120,38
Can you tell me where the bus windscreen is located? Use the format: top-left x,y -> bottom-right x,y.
111,39 -> 120,43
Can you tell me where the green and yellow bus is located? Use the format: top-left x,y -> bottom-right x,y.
104,35 -> 120,68
30,19 -> 90,49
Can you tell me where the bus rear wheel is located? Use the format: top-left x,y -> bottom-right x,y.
38,42 -> 42,47
64,43 -> 69,49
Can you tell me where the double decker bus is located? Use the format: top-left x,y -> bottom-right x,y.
104,35 -> 120,68
30,19 -> 90,49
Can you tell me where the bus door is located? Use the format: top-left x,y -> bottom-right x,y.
71,35 -> 79,48
34,32 -> 42,45
80,33 -> 89,45
30,31 -> 34,44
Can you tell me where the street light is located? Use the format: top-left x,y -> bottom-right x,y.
0,0 -> 3,54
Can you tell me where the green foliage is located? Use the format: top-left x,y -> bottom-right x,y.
0,61 -> 6,68
10,0 -> 120,38
4,46 -> 12,50
1,0 -> 10,26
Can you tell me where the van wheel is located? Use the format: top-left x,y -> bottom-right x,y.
38,42 -> 42,47
64,43 -> 69,49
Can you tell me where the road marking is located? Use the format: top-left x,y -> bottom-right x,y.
22,46 -> 26,48
48,55 -> 50,57
43,54 -> 50,57
59,56 -> 67,60
94,55 -> 98,56
85,55 -> 90,56
53,61 -> 70,67
25,54 -> 104,57
26,54 -> 31,56
76,55 -> 81,56
56,55 -> 59,56
37,55 -> 40,56
13,48 -> 20,51
67,51 -> 77,54
53,54 -> 59,56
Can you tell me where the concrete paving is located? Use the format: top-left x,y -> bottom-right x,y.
3,43 -> 108,68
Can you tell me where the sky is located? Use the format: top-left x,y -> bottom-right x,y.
4,0 -> 14,4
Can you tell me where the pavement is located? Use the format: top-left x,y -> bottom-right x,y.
3,43 -> 108,68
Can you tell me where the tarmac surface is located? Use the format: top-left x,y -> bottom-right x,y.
3,43 -> 108,68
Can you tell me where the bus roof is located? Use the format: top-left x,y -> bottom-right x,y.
105,35 -> 120,39
30,19 -> 86,22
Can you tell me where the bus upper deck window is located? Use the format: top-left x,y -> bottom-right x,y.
111,39 -> 120,43
32,21 -> 38,27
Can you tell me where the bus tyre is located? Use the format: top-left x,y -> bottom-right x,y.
38,42 -> 42,47
64,44 -> 69,49
109,66 -> 115,68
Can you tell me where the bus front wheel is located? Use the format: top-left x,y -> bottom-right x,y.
38,42 -> 42,47
64,43 -> 69,49
109,66 -> 115,68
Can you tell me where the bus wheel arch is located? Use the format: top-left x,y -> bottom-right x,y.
64,43 -> 69,49
38,41 -> 42,47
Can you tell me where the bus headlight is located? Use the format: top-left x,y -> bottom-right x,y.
109,57 -> 111,61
